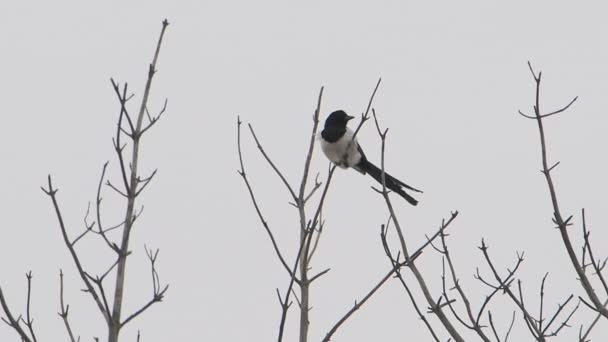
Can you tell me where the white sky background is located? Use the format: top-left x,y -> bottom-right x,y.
1,1 -> 608,341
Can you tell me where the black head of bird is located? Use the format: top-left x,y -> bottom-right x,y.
324,110 -> 354,129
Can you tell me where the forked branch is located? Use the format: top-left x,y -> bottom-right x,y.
518,62 -> 607,319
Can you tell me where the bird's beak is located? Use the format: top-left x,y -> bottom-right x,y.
346,115 -> 355,121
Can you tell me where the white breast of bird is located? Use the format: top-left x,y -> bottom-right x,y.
320,128 -> 362,169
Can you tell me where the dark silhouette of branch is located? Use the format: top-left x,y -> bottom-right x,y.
322,267 -> 395,342
478,241 -> 544,340
438,230 -> 492,341
238,86 -> 329,342
108,20 -> 170,342
276,227 -> 313,342
371,108 -> 464,342
247,124 -> 298,201
0,278 -> 34,342
237,117 -> 298,282
579,299 -> 608,341
38,20 -> 170,342
94,162 -> 121,253
380,223 -> 441,342
120,246 -> 168,328
58,270 -> 78,342
22,272 -> 38,342
239,80 -> 391,342
322,212 -> 458,342
348,78 -> 380,144
71,202 -> 96,246
42,176 -> 110,323
294,86 -> 330,342
518,62 -> 607,319
581,209 -> 608,298
477,239 -> 577,341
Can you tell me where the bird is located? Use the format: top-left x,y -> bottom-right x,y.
319,110 -> 422,205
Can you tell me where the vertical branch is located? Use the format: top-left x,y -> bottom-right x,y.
58,270 -> 78,342
237,87 -> 326,342
0,284 -> 33,342
23,272 -> 38,342
581,209 -> 608,298
519,62 -> 606,318
439,229 -> 492,341
371,110 -> 464,342
294,87 -> 329,342
109,19 -> 170,342
296,87 -> 324,342
277,228 -> 313,342
380,224 -> 442,342
298,87 -> 324,201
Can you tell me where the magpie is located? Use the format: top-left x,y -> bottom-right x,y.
319,110 -> 422,205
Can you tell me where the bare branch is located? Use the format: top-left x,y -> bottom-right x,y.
380,226 -> 441,342
23,272 -> 38,342
581,209 -> 608,297
109,19 -> 170,342
0,284 -> 32,342
95,162 -> 121,253
107,180 -> 128,197
440,228 -> 491,341
519,62 -> 607,319
504,311 -> 516,342
277,227 -> 314,342
42,176 -> 110,323
58,270 -> 78,342
373,107 -> 464,342
545,297 -> 578,337
120,246 -> 168,328
322,267 -> 397,342
135,169 -> 158,197
297,87 -> 324,203
72,202 -> 95,246
140,98 -> 168,136
478,241 -> 548,341
236,117 -> 298,282
580,298 -> 608,341
339,79 -> 380,167
248,124 -> 298,201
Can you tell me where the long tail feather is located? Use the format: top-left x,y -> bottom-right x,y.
357,159 -> 419,206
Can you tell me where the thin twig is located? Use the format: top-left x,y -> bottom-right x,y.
248,124 -> 298,201
0,284 -> 33,342
321,216 -> 459,340
58,270 -> 78,342
23,272 -> 38,342
237,117 -> 298,281
581,209 -> 608,297
478,241 -> 545,341
440,225 -> 493,340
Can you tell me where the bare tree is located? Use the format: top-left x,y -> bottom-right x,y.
239,80 -> 468,341
367,62 -> 605,341
240,64 -> 608,341
0,19 -> 170,342
237,86 -> 331,342
237,81 -> 391,342
367,63 -> 595,341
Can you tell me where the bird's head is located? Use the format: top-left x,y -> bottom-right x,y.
324,110 -> 354,129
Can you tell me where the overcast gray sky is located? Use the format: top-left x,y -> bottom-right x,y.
1,1 -> 608,341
